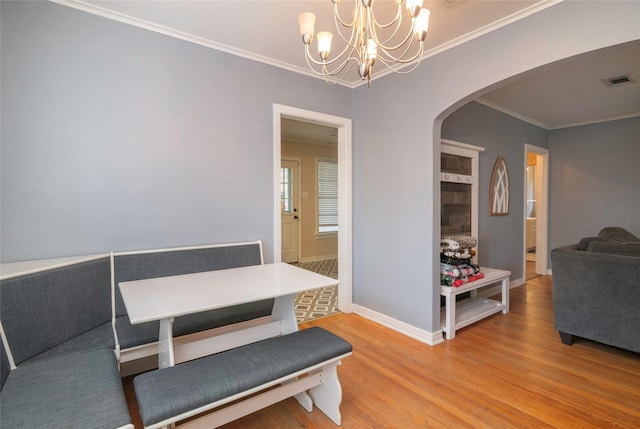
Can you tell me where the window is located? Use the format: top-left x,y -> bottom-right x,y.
280,167 -> 293,214
317,158 -> 338,233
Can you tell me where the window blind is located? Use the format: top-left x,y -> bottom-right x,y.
317,159 -> 338,233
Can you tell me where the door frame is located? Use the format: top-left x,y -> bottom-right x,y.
281,157 -> 302,263
523,144 -> 549,276
273,104 -> 353,313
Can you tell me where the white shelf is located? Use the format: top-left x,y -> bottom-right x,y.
440,297 -> 506,333
440,267 -> 510,339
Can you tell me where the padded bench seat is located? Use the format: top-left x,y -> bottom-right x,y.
0,347 -> 131,429
134,327 -> 353,429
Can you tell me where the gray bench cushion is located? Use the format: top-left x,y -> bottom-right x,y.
134,327 -> 352,427
113,243 -> 273,350
0,257 -> 112,365
0,347 -> 131,429
24,322 -> 116,365
116,300 -> 273,350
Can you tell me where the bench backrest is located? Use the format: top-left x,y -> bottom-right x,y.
112,241 -> 264,318
0,256 -> 112,366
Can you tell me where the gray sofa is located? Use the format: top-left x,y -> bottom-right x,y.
551,227 -> 640,353
0,241 -> 273,429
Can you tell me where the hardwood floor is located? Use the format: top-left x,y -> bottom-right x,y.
122,275 -> 640,428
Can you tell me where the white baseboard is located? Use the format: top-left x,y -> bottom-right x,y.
353,305 -> 444,346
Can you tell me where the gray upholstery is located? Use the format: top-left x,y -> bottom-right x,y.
1,340 -> 10,390
24,322 -> 115,365
115,301 -> 273,349
0,257 -> 112,365
134,327 -> 353,427
551,241 -> 640,353
0,347 -> 131,429
113,244 -> 273,349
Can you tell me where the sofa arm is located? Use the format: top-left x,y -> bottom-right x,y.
550,245 -> 640,352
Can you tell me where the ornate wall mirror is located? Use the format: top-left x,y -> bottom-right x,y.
490,156 -> 509,216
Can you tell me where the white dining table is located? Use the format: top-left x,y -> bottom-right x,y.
118,262 -> 340,368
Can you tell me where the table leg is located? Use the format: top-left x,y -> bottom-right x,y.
158,317 -> 175,369
271,294 -> 298,335
501,277 -> 510,313
445,293 -> 455,340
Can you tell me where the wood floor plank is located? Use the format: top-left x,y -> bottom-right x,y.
122,275 -> 640,428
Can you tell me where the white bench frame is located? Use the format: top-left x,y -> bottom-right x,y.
110,240 -> 271,374
146,352 -> 351,429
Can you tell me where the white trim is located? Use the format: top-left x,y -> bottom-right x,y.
477,98 -> 640,130
548,112 -> 640,130
273,104 -> 353,314
0,253 -> 110,280
0,322 -> 17,370
441,138 -> 485,154
353,305 -> 444,346
355,0 -> 564,88
476,98 -> 550,129
111,240 -> 262,257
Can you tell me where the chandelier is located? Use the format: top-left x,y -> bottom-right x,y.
298,0 -> 430,87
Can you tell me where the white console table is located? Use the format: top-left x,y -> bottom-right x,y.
440,267 -> 510,339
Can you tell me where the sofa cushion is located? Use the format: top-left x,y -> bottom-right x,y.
587,240 -> 640,257
597,227 -> 640,242
577,236 -> 599,251
0,347 -> 131,429
0,257 -> 113,365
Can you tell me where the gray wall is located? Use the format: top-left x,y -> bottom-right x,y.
0,1 -> 351,262
548,117 -> 640,251
2,1 -> 639,337
351,1 -> 640,333
441,101 -> 548,279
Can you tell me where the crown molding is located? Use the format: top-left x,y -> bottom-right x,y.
51,0 -> 560,90
475,98 -> 550,129
358,0 -> 564,88
548,112 -> 640,130
476,98 -> 640,130
49,0 -> 333,84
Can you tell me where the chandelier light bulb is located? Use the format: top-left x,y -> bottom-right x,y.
414,8 -> 430,41
298,12 -> 316,45
317,31 -> 333,61
406,0 -> 423,18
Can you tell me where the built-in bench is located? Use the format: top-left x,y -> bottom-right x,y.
111,241 -> 274,374
134,327 -> 353,429
0,240 -> 280,428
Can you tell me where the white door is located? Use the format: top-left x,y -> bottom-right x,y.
281,160 -> 300,263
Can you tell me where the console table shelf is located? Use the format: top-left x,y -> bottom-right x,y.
440,267 -> 510,339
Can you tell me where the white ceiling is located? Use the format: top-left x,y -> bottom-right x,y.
57,0 -> 640,132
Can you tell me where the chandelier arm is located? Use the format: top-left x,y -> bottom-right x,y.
371,20 -> 418,52
375,52 -> 424,75
369,1 -> 402,29
378,42 -> 423,65
303,41 -> 359,68
334,15 -> 359,48
320,61 -> 359,86
333,0 -> 359,29
305,49 -> 361,77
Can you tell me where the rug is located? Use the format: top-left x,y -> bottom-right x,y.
291,259 -> 340,323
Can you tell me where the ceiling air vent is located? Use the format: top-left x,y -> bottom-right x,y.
603,74 -> 635,87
